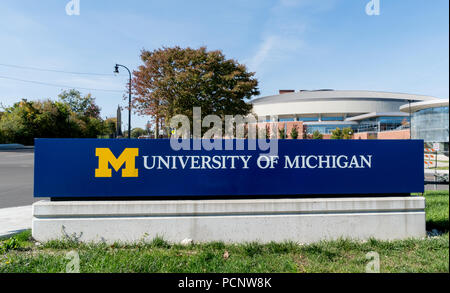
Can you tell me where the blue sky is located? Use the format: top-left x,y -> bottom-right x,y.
0,0 -> 448,129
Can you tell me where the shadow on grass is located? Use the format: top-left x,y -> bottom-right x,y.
427,220 -> 450,232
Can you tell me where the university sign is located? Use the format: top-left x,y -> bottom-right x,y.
34,139 -> 424,198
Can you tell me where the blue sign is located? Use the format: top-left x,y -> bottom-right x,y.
34,139 -> 424,198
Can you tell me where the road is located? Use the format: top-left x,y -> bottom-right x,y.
0,149 -> 47,209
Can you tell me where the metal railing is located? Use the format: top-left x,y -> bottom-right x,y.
424,148 -> 449,189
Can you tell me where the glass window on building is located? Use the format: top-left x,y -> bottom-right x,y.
306,124 -> 356,134
356,116 -> 410,133
321,116 -> 344,121
411,106 -> 449,152
297,117 -> 319,122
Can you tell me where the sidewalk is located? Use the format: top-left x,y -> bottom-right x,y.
0,205 -> 32,239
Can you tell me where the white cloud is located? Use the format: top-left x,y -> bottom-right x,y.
247,36 -> 276,72
247,35 -> 304,73
246,0 -> 311,73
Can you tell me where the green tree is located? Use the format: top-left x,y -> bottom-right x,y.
131,127 -> 146,139
278,127 -> 286,139
331,127 -> 344,139
290,125 -> 299,139
0,99 -> 76,145
103,118 -> 117,138
312,130 -> 323,139
132,46 -> 260,137
58,90 -> 105,138
342,127 -> 354,139
0,93 -> 106,145
58,89 -> 101,119
0,111 -> 5,143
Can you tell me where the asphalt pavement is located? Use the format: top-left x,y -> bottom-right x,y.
0,149 -> 46,209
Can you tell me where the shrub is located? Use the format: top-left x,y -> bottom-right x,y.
278,127 -> 286,139
312,130 -> 323,139
330,127 -> 343,139
0,96 -> 107,145
342,127 -> 354,139
290,125 -> 299,139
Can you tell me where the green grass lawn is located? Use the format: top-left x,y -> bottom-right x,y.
424,191 -> 449,232
1,191 -> 448,273
435,166 -> 449,170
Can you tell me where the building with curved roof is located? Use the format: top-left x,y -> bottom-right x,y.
400,99 -> 449,152
251,90 -> 440,135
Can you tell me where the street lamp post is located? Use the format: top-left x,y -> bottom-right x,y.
114,64 -> 132,139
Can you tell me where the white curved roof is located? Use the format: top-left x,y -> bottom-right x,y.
400,99 -> 449,113
251,90 -> 440,118
251,90 -> 438,105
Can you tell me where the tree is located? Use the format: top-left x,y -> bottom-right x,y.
0,99 -> 76,145
342,127 -> 354,139
104,118 -> 117,138
131,127 -> 146,139
0,111 -> 4,143
145,121 -> 154,137
331,128 -> 343,139
58,90 -> 105,138
278,127 -> 286,139
58,89 -> 101,119
312,130 -> 323,139
0,92 -> 106,145
257,124 -> 271,140
290,125 -> 299,139
131,46 -> 259,137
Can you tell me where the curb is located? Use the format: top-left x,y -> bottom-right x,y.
0,144 -> 25,150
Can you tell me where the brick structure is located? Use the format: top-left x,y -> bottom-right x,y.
245,123 -> 410,140
285,122 -> 304,139
253,121 -> 305,139
279,90 -> 295,95
353,132 -> 378,140
377,129 -> 411,140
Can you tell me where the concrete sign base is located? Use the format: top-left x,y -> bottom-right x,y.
32,197 -> 426,244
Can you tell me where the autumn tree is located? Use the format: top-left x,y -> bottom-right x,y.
131,46 -> 259,137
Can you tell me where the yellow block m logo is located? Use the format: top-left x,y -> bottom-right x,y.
95,148 -> 139,178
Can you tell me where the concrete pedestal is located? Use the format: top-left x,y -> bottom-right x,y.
32,197 -> 426,244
